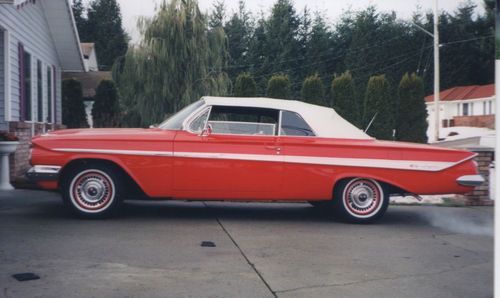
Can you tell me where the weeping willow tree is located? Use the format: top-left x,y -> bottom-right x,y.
113,0 -> 230,126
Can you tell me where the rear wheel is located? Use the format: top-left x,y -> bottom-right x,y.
332,178 -> 388,223
61,164 -> 123,218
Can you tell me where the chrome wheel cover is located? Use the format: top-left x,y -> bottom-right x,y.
69,169 -> 115,213
342,178 -> 383,219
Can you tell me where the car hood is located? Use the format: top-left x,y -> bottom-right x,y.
31,128 -> 177,148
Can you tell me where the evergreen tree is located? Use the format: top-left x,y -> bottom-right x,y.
209,0 -> 226,29
92,80 -> 120,128
301,74 -> 325,105
396,73 -> 427,143
113,0 -> 230,126
363,75 -> 393,140
62,79 -> 88,128
303,13 -> 332,83
264,0 -> 301,95
72,0 -> 90,41
224,0 -> 252,79
331,71 -> 360,127
85,0 -> 128,70
267,74 -> 291,99
234,72 -> 257,97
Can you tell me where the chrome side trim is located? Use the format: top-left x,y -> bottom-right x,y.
26,165 -> 62,181
54,148 -> 173,157
30,165 -> 61,173
51,148 -> 471,172
456,175 -> 485,187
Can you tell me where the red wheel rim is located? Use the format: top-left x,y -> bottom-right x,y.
343,179 -> 382,217
70,170 -> 114,212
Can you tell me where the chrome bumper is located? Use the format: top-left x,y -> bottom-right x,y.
456,175 -> 485,187
26,165 -> 61,181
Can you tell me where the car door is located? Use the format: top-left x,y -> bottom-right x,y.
172,105 -> 283,199
278,110 -> 335,200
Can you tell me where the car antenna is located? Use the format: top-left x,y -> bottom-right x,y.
364,112 -> 378,133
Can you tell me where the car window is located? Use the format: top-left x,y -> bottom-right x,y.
188,108 -> 210,133
158,100 -> 205,130
280,111 -> 315,136
208,106 -> 279,136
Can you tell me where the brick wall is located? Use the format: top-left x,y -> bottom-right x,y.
453,115 -> 495,129
8,121 -> 65,182
464,150 -> 495,205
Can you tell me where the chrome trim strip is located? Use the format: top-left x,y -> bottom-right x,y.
26,165 -> 62,181
456,175 -> 484,186
30,165 -> 62,174
52,148 -> 469,172
54,148 -> 174,157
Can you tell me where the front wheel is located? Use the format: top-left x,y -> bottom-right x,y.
61,164 -> 123,218
333,178 -> 389,223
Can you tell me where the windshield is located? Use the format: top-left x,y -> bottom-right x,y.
158,100 -> 205,130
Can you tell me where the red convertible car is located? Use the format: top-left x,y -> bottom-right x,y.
27,97 -> 483,223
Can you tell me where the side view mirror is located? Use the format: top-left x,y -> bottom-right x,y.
200,124 -> 212,137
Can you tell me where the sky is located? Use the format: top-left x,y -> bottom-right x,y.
103,0 -> 486,43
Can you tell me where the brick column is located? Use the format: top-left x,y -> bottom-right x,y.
464,150 -> 494,206
8,121 -> 33,181
8,122 -> 68,182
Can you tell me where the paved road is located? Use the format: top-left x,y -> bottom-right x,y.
0,190 -> 493,298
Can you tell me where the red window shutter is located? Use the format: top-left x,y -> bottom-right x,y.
18,43 -> 25,121
52,65 -> 56,124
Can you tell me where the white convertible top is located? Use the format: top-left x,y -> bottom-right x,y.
202,96 -> 371,139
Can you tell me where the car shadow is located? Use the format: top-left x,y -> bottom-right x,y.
23,196 -> 431,226
115,200 -> 431,226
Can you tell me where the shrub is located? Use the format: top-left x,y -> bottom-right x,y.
396,73 -> 428,143
234,72 -> 257,97
363,74 -> 394,140
62,79 -> 88,128
267,74 -> 291,99
301,74 -> 325,106
331,71 -> 360,127
92,80 -> 121,128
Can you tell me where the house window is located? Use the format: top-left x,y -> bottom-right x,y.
46,66 -> 52,122
470,102 -> 474,116
19,44 -> 32,121
52,65 -> 57,123
462,103 -> 469,116
37,60 -> 43,122
489,101 -> 493,114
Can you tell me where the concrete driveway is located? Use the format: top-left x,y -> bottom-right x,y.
0,190 -> 493,298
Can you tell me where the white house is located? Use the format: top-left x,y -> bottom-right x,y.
426,84 -> 496,204
425,84 -> 495,140
0,0 -> 85,180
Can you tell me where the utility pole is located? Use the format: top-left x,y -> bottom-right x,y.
433,0 -> 440,142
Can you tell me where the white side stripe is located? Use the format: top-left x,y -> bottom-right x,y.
53,148 -> 465,172
173,151 -> 454,171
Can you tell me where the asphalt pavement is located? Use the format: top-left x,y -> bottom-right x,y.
0,190 -> 494,298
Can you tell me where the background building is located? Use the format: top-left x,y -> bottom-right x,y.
425,84 -> 495,140
0,0 -> 85,181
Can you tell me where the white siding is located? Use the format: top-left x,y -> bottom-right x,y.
0,2 -> 62,124
0,29 -> 5,130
